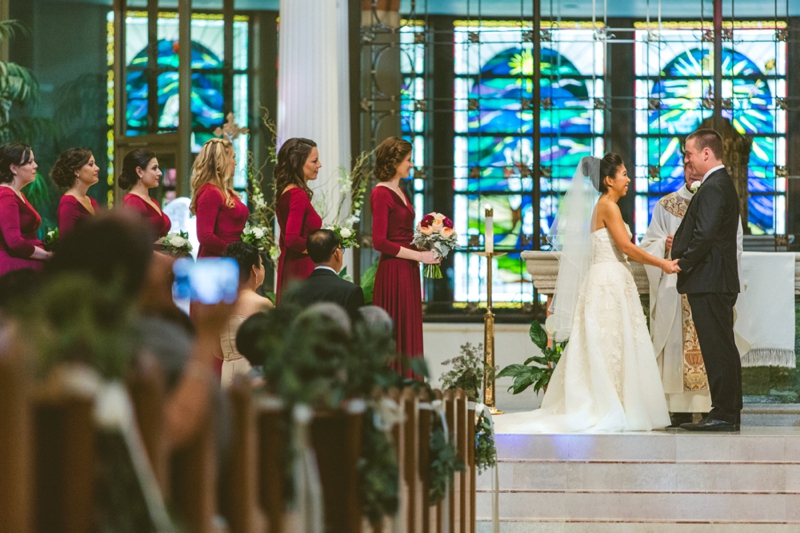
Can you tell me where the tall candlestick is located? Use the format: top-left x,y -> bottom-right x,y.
485,207 -> 494,254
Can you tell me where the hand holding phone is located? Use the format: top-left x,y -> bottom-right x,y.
173,257 -> 239,305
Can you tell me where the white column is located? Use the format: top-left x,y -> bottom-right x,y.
278,0 -> 357,273
277,0 -> 352,225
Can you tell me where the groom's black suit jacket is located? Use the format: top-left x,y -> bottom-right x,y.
672,167 -> 740,295
281,267 -> 365,318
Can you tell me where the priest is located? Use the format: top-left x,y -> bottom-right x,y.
640,163 -> 744,428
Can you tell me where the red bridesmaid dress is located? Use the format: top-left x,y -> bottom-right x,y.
0,187 -> 44,276
276,187 -> 322,300
123,193 -> 172,238
195,183 -> 249,258
370,185 -> 423,377
58,195 -> 98,237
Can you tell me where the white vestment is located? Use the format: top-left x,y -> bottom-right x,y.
640,185 -> 744,413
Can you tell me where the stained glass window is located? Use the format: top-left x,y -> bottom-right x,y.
453,21 -> 605,303
634,21 -> 787,237
107,11 -> 250,203
400,22 -> 427,230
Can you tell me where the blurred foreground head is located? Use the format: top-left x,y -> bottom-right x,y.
45,210 -> 156,298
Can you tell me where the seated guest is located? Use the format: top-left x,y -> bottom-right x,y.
282,229 -> 364,317
220,241 -> 273,388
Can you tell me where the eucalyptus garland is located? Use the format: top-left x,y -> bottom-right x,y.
428,414 -> 465,505
475,410 -> 497,475
358,407 -> 399,526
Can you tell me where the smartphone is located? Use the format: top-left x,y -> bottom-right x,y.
173,257 -> 239,304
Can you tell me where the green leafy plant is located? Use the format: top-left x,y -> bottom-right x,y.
360,260 -> 379,305
358,407 -> 399,526
428,417 -> 465,504
475,410 -> 497,475
496,320 -> 568,395
439,342 -> 498,475
439,342 -> 495,401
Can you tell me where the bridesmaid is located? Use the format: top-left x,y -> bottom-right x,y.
120,149 -> 172,238
0,142 -> 51,276
51,147 -> 100,237
191,138 -> 248,258
275,137 -> 322,300
370,137 -> 438,378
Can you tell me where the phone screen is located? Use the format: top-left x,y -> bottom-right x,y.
173,257 -> 239,304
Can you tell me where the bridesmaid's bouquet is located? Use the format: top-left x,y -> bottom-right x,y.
157,231 -> 192,257
242,223 -> 270,251
325,223 -> 359,249
43,227 -> 59,252
411,212 -> 458,279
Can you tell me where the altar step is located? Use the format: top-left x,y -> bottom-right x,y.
476,429 -> 800,530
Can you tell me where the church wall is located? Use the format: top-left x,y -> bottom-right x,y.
424,322 -> 545,411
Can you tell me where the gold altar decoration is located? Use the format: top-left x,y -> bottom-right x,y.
478,207 -> 504,414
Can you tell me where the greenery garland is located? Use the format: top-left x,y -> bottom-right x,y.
439,342 -> 498,475
428,412 -> 465,505
358,407 -> 400,526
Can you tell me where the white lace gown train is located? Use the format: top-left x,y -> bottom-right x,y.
503,228 -> 670,433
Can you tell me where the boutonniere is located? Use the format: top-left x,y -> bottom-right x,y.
689,181 -> 702,195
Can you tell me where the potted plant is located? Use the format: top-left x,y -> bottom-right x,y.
496,319 -> 568,395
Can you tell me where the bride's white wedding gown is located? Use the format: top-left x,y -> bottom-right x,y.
505,226 -> 670,432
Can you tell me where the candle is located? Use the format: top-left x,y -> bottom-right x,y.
485,207 -> 493,254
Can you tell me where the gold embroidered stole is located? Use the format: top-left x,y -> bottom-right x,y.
659,191 -> 709,392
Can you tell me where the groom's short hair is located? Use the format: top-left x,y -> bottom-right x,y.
686,129 -> 724,160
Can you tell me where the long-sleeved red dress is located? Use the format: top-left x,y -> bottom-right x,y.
123,193 -> 172,238
0,187 -> 44,276
276,187 -> 322,300
370,185 -> 423,377
195,183 -> 249,258
58,195 -> 98,237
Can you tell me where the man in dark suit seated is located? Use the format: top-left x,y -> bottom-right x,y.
281,228 -> 365,317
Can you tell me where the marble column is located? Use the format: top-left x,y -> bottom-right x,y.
278,0 -> 352,273
277,0 -> 352,223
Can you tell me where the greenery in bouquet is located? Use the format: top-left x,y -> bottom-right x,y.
241,223 -> 272,252
496,319 -> 568,395
43,227 -> 58,252
440,342 -> 498,475
412,212 -> 459,279
325,224 -> 358,249
156,230 -> 192,256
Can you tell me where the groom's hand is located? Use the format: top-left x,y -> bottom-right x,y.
665,235 -> 674,251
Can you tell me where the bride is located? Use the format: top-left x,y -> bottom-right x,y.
507,154 -> 678,432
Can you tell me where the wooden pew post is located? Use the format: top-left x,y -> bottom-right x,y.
467,400 -> 476,533
170,390 -> 216,533
225,377 -> 266,533
443,389 -> 460,532
0,334 -> 32,533
33,391 -> 95,533
257,402 -> 288,533
417,389 -> 433,533
455,390 -> 468,533
128,353 -> 168,491
402,387 -> 419,531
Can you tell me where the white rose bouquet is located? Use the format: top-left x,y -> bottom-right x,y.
43,227 -> 59,252
411,212 -> 458,279
156,231 -> 192,257
325,222 -> 359,249
241,223 -> 270,251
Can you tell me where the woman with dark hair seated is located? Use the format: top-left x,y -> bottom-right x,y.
51,147 -> 100,237
0,142 -> 51,276
220,241 -> 273,387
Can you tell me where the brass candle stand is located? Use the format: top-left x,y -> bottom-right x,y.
475,250 -> 505,415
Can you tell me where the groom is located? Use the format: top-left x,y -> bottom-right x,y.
672,129 -> 742,432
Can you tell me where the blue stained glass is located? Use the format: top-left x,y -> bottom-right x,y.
126,39 -> 225,135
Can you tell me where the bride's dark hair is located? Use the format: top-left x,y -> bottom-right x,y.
597,152 -> 624,194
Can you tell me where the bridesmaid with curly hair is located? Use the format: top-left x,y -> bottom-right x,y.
191,138 -> 249,258
275,137 -> 322,300
119,149 -> 172,238
0,142 -> 50,275
370,136 -> 438,377
51,147 -> 100,237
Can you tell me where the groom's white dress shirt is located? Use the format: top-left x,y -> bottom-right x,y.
702,164 -> 726,183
